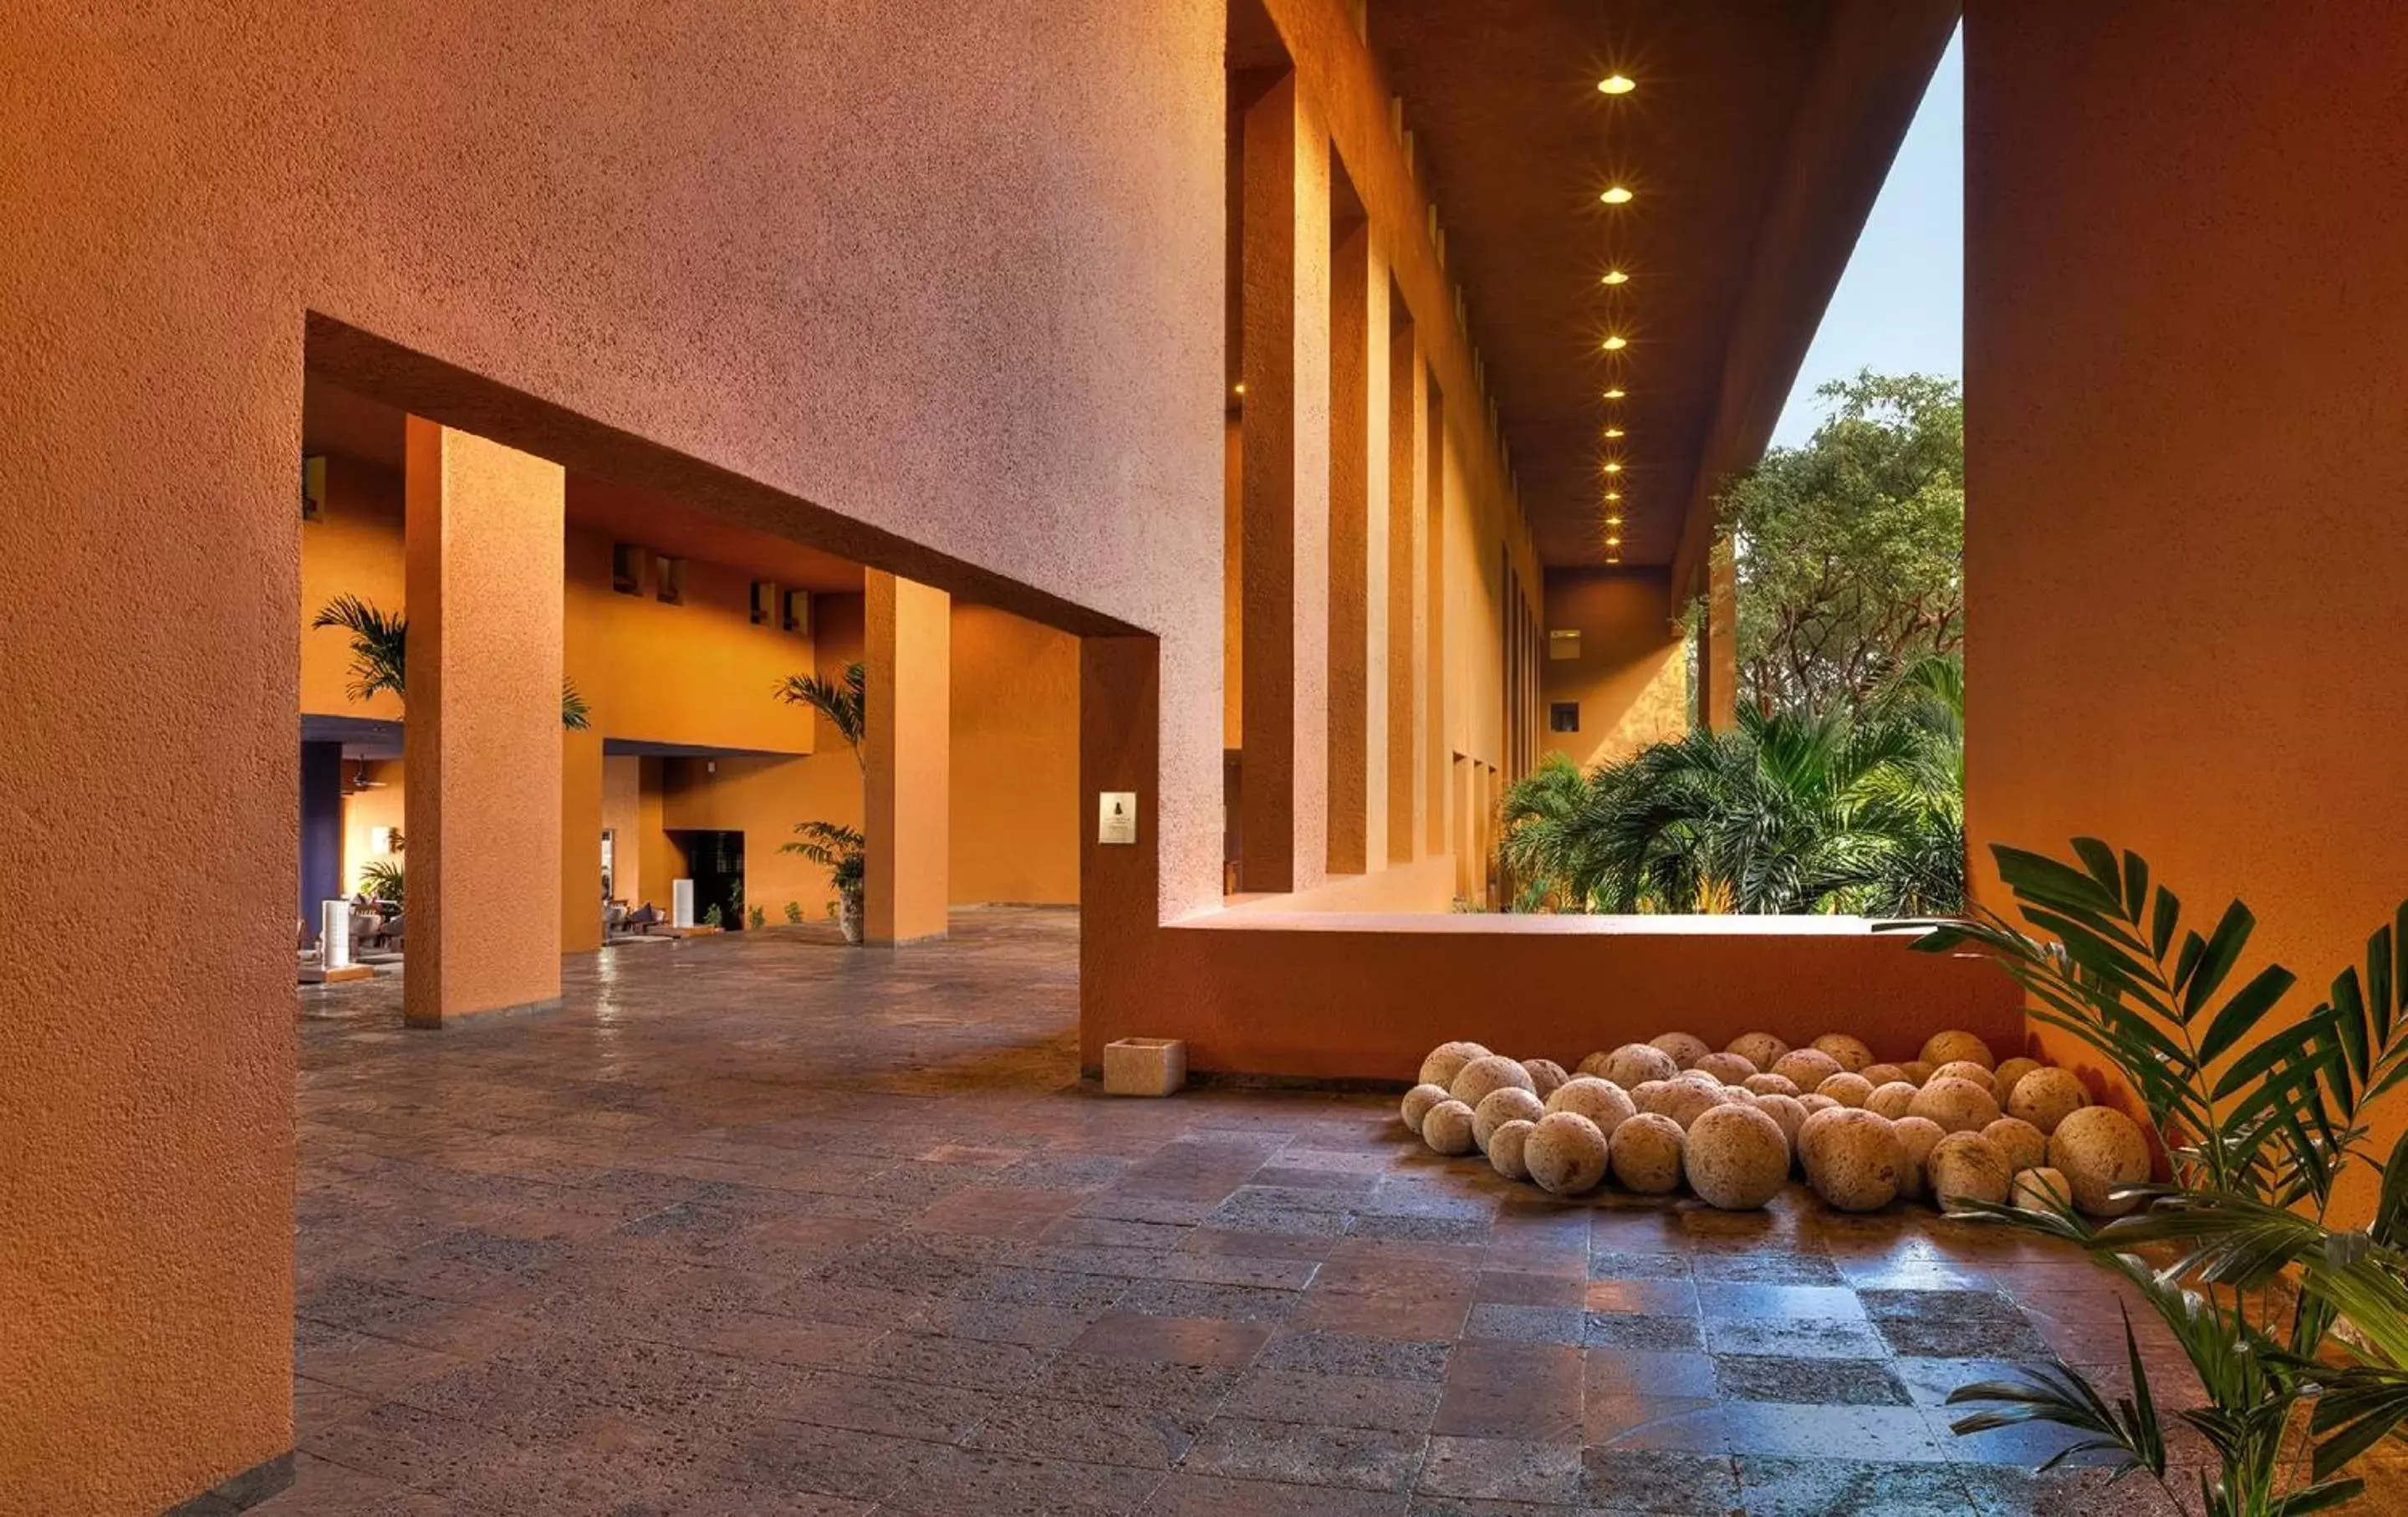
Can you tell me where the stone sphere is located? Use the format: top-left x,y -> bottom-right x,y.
1908,1076 -> 2002,1134
1812,1033 -> 1876,1073
1773,1048 -> 1844,1090
1421,1100 -> 1477,1156
1865,1080 -> 1919,1121
1893,1116 -> 1945,1199
1487,1118 -> 1538,1182
1671,1069 -> 1727,1090
1817,1072 -> 1875,1109
1993,1057 -> 2043,1100
1794,1104 -> 1850,1172
1796,1092 -> 1839,1116
1727,1032 -> 1791,1070
1686,1104 -> 1791,1210
1928,1131 -> 2013,1212
1802,1108 -> 1904,1212
1931,1060 -> 1997,1096
1660,1080 -> 1739,1130
2011,1165 -> 2074,1213
1609,1112 -> 1687,1194
2007,1067 -> 2090,1135
1631,1080 -> 1676,1116
1983,1117 -> 2048,1176
2049,1106 -> 2152,1216
1575,1050 -> 1612,1077
1650,1031 -> 1712,1070
1472,1086 -> 1547,1152
1920,1030 -> 1995,1070
1754,1092 -> 1809,1153
1900,1060 -> 1936,1085
1546,1075 -> 1637,1136
1861,1062 -> 1911,1089
1400,1083 -> 1451,1135
1693,1051 -> 1758,1086
1451,1054 -> 1538,1108
1743,1072 -> 1800,1097
1419,1040 -> 1492,1090
1522,1059 -> 1570,1099
1525,1111 -> 1610,1196
1604,1043 -> 1680,1089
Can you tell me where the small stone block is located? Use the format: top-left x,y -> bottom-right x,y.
323,965 -> 375,983
1105,1037 -> 1187,1096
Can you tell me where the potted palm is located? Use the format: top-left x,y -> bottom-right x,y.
774,660 -> 869,944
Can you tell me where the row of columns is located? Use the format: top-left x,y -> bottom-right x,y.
1238,72 -> 1448,895
399,417 -> 952,1026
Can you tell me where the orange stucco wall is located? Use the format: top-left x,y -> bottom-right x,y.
950,605 -> 1081,906
299,458 -> 406,720
339,762 -> 406,893
865,572 -> 952,942
1964,3 -> 2408,1213
1541,568 -> 1690,769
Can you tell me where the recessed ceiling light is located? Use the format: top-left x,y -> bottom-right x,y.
1601,335 -> 1628,351
1598,75 -> 1635,95
1604,489 -> 1622,501
1232,383 -> 1246,396
1603,461 -> 1624,474
1604,426 -> 1625,438
1600,186 -> 1634,205
1601,269 -> 1630,285
1604,387 -> 1626,400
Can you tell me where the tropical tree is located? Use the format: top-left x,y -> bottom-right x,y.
776,661 -> 866,773
309,595 -> 590,728
1706,370 -> 1963,714
1499,659 -> 1962,916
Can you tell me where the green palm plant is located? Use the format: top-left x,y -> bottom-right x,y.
357,858 -> 405,906
776,661 -> 866,772
1890,839 -> 2408,1516
310,595 -> 591,728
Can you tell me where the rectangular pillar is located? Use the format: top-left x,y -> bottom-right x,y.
298,739 -> 344,939
402,418 -> 564,1027
865,569 -> 950,943
1385,322 -> 1427,864
1327,218 -> 1389,875
561,724 -> 604,953
1239,71 -> 1332,893
1424,391 -> 1448,856
1701,540 -> 1738,733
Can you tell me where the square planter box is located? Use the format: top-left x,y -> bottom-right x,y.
1103,1037 -> 1187,1096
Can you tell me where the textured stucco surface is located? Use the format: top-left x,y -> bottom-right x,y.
865,571 -> 952,943
1964,2 -> 2408,1217
0,2 -> 1222,1506
1540,568 -> 1690,770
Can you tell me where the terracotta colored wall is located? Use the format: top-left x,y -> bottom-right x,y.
1540,568 -> 1690,769
299,457 -> 406,720
865,572 -> 952,942
1965,2 -> 2408,1211
950,605 -> 1080,906
339,762 -> 406,893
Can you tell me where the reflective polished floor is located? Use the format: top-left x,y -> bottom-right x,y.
264,909 -> 2405,1515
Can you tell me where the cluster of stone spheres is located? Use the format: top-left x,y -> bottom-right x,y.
1399,1030 -> 2154,1216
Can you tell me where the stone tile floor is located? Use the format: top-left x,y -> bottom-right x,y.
265,908 -> 2406,1515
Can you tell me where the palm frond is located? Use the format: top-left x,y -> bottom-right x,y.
777,661 -> 866,769
311,593 -> 408,706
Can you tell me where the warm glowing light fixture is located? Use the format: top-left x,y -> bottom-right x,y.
1606,534 -> 1622,549
1601,335 -> 1628,351
1604,489 -> 1622,501
1601,269 -> 1629,285
1603,461 -> 1624,475
1604,426 -> 1625,438
1233,383 -> 1246,396
1598,75 -> 1635,95
1604,386 -> 1626,400
1599,186 -> 1633,205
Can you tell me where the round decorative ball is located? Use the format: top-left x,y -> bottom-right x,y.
1727,1032 -> 1790,1070
1487,1118 -> 1538,1182
1418,1040 -> 1492,1091
1576,1050 -> 1612,1077
1900,1060 -> 1936,1085
1772,1048 -> 1844,1090
1982,1116 -> 2048,1176
1817,1072 -> 1875,1109
1686,1104 -> 1790,1210
1608,1111 -> 1686,1193
1919,1030 -> 1994,1070
1472,1086 -> 1546,1152
1860,1062 -> 1911,1089
1802,1107 -> 1904,1212
1693,1051 -> 1758,1085
1604,1042 -> 1680,1089
1522,1058 -> 1570,1099
1795,1104 -> 1850,1172
1928,1131 -> 2013,1211
1400,1083 -> 1451,1135
1993,1056 -> 2043,1099
1451,1054 -> 1538,1108
1931,1060 -> 1997,1096
2048,1106 -> 2151,1215
1812,1033 -> 1875,1073
1630,1080 -> 1675,1116
2007,1067 -> 2090,1136
1421,1099 -> 1477,1156
1893,1116 -> 1945,1199
2010,1165 -> 2074,1213
1754,1092 -> 1809,1153
1743,1072 -> 1800,1097
1796,1092 -> 1839,1115
1546,1075 -> 1637,1136
1908,1075 -> 2002,1134
1524,1111 -> 1610,1196
1650,1031 -> 1712,1069
1865,1080 -> 1919,1121
1661,1080 -> 1738,1130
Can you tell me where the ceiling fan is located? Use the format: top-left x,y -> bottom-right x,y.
348,760 -> 389,791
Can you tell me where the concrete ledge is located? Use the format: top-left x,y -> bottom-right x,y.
162,1452 -> 292,1515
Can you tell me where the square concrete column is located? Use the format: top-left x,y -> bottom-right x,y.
865,569 -> 949,943
561,724 -> 604,953
1327,219 -> 1390,876
1425,391 -> 1449,856
1385,320 -> 1427,865
402,418 -> 564,1027
1239,71 -> 1333,894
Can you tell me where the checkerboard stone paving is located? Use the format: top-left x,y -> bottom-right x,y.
265,909 -> 2408,1515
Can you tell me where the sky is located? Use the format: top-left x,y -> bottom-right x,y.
1768,28 -> 1963,447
